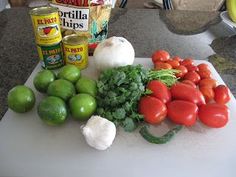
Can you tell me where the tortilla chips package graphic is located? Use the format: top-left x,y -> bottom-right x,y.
51,0 -> 112,51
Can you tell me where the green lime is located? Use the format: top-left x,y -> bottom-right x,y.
57,65 -> 80,83
47,79 -> 76,102
75,76 -> 97,97
69,93 -> 97,121
37,96 -> 67,125
7,85 -> 35,113
33,70 -> 56,93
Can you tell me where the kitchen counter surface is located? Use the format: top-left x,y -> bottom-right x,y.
0,7 -> 236,118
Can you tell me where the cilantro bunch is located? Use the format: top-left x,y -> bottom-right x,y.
96,65 -> 178,132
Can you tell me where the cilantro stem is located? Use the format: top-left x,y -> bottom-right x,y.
147,69 -> 179,87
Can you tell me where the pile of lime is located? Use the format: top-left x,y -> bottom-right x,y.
7,65 -> 97,125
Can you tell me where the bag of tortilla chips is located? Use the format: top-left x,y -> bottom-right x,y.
51,0 -> 112,51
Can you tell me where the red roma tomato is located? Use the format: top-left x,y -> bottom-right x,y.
199,78 -> 217,88
154,61 -> 163,65
154,62 -> 172,70
165,60 -> 180,68
185,64 -> 199,72
198,69 -> 212,79
147,80 -> 171,104
154,61 -> 163,68
183,71 -> 201,84
214,85 -> 231,104
175,65 -> 188,78
181,80 -> 197,88
199,86 -> 214,103
172,56 -> 182,62
181,58 -> 194,66
152,50 -> 170,63
170,83 -> 205,106
167,100 -> 198,126
198,103 -> 229,128
197,63 -> 210,71
139,96 -> 167,124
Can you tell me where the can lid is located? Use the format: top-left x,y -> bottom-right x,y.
29,6 -> 59,15
62,34 -> 88,45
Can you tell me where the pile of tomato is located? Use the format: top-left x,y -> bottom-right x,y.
139,50 -> 231,128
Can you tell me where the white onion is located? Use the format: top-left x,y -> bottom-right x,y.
93,36 -> 135,71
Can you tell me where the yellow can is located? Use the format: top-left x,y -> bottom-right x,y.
29,6 -> 62,46
62,34 -> 88,70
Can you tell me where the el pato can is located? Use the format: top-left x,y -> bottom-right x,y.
62,34 -> 88,70
37,42 -> 65,69
29,6 -> 62,46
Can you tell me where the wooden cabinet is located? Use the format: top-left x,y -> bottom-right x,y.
9,0 -> 26,7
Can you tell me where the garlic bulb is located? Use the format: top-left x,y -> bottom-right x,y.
93,36 -> 135,71
81,115 -> 116,150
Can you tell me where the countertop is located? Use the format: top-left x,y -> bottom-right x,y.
0,7 -> 236,118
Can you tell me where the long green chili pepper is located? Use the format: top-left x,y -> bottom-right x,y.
139,125 -> 183,144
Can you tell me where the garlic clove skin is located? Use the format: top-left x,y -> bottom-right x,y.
81,115 -> 116,150
93,36 -> 135,71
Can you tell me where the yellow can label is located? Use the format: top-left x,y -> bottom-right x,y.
63,43 -> 88,69
31,12 -> 62,45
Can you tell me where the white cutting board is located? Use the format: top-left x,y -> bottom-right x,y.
1,58 -> 236,177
